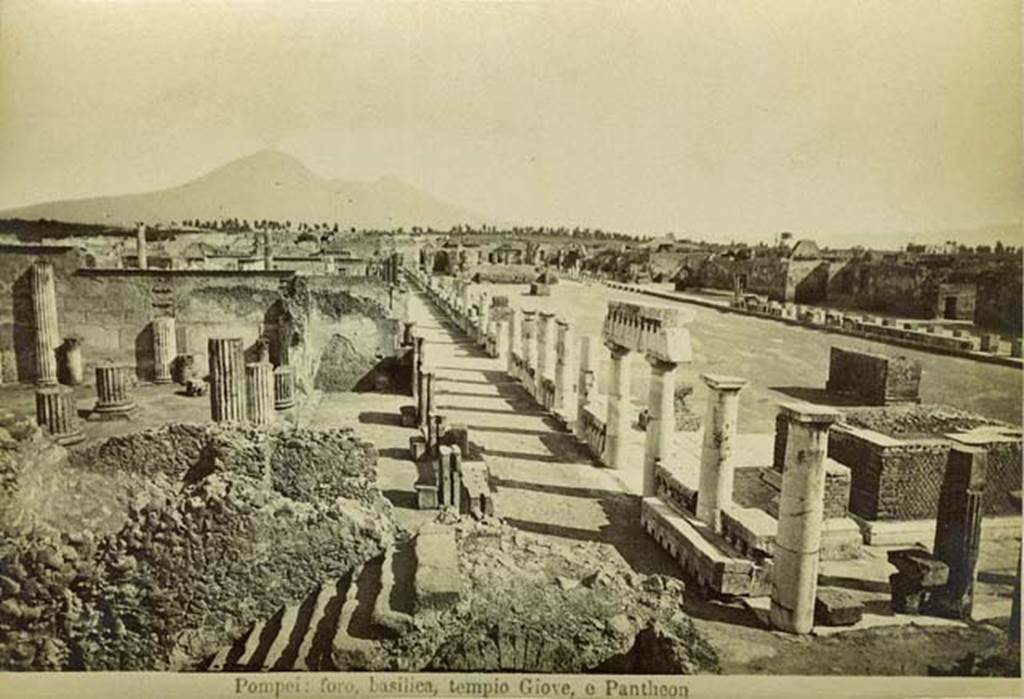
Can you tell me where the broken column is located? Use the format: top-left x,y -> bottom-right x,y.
554,319 -> 577,421
30,261 -> 60,386
136,223 -> 148,269
60,337 -> 84,386
420,371 -> 435,432
208,337 -> 247,423
273,365 -> 296,410
769,403 -> 842,634
91,364 -> 138,419
603,342 -> 632,469
35,386 -> 84,446
494,319 -> 509,363
695,375 -> 747,531
151,316 -> 176,385
246,361 -> 274,425
927,446 -> 987,620
411,335 -> 424,401
449,445 -> 463,514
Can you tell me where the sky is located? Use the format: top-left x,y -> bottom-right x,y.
0,0 -> 1020,245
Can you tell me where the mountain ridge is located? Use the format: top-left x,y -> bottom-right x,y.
0,150 -> 486,230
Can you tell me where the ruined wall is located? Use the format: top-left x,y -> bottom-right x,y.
825,261 -> 934,317
0,245 -> 87,382
785,259 -> 829,303
697,256 -> 789,300
829,428 -> 1022,521
0,254 -> 405,392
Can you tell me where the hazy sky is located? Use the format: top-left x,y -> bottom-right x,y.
0,0 -> 1020,243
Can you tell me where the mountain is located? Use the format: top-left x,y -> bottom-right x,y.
0,150 -> 486,229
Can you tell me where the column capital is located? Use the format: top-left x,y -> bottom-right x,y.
778,401 -> 841,426
702,373 -> 747,392
605,341 -> 631,359
646,356 -> 679,373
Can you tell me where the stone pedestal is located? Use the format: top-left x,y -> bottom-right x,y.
246,362 -> 275,425
152,317 -> 176,384
604,343 -> 632,469
695,375 -> 747,531
928,446 -> 987,620
273,366 -> 296,410
90,364 -> 139,420
36,386 -> 84,446
31,261 -> 60,386
554,319 -> 576,420
643,359 -> 678,497
208,338 -> 247,423
60,337 -> 84,386
173,353 -> 196,386
769,403 -> 841,634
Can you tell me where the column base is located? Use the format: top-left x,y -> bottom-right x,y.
152,377 -> 173,385
53,428 -> 86,447
88,403 -> 141,421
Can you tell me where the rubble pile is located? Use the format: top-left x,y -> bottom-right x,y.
0,423 -> 395,671
376,518 -> 720,674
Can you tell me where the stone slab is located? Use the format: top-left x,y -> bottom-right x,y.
414,524 -> 462,613
851,513 -> 1022,546
814,587 -> 864,626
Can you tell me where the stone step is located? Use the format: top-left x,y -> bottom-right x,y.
201,567 -> 360,672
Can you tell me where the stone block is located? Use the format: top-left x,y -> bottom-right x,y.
410,435 -> 427,460
888,548 -> 949,587
416,484 -> 438,510
814,587 -> 864,626
414,524 -> 462,613
400,405 -> 418,427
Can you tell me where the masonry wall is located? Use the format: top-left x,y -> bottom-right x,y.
830,429 -> 1022,521
0,252 -> 405,392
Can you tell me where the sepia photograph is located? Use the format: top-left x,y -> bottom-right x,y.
0,1 -> 1021,697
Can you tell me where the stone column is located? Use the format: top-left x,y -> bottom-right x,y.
208,338 -> 247,423
136,223 -> 148,270
643,358 -> 678,497
554,319 -> 577,420
521,311 -> 537,394
92,364 -> 138,418
420,371 -> 435,431
769,403 -> 841,634
493,320 -> 509,363
411,335 -> 424,401
438,445 -> 452,507
576,336 -> 597,439
152,317 -> 176,385
507,308 -> 522,378
695,375 -> 747,531
61,337 -> 84,386
273,365 -> 296,410
246,362 -> 274,425
928,446 -> 987,620
604,343 -> 632,470
30,261 -> 60,386
537,312 -> 556,389
36,386 -> 84,446
450,445 -> 463,515
477,293 -> 490,346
